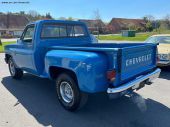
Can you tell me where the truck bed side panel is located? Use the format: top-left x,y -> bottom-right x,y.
45,50 -> 109,93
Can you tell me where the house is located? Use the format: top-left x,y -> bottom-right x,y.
79,19 -> 107,34
0,14 -> 29,37
107,18 -> 146,33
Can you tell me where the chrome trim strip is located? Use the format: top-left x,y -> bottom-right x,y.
157,61 -> 170,65
107,68 -> 161,94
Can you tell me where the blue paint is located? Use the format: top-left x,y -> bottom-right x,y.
5,20 -> 158,93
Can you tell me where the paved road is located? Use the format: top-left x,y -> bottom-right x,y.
1,38 -> 17,43
0,53 -> 170,127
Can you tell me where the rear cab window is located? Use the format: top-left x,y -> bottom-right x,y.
41,23 -> 87,38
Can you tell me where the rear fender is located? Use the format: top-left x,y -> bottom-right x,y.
45,50 -> 109,93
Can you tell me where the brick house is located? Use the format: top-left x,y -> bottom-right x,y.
107,18 -> 146,33
79,19 -> 107,34
0,14 -> 29,37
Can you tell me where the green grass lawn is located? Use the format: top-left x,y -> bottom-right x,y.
0,41 -> 16,53
98,30 -> 170,41
98,34 -> 150,41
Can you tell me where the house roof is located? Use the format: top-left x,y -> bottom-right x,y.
108,18 -> 146,32
109,18 -> 145,26
79,19 -> 105,28
0,14 -> 29,29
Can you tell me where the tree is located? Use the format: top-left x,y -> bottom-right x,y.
20,11 -> 25,15
143,15 -> 155,32
93,9 -> 101,21
27,10 -> 39,21
93,9 -> 104,34
160,21 -> 168,30
28,10 -> 39,18
146,22 -> 153,32
164,14 -> 170,29
68,17 -> 74,21
152,20 -> 160,32
143,16 -> 148,23
26,10 -> 54,21
45,13 -> 53,19
164,14 -> 170,21
143,15 -> 155,22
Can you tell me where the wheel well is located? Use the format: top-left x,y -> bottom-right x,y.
49,66 -> 78,82
5,54 -> 11,63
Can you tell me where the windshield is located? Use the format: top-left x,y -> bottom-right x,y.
146,36 -> 170,44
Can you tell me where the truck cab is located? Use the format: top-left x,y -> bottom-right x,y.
5,20 -> 161,111
6,20 -> 92,75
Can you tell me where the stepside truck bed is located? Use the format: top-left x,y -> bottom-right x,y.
49,43 -> 158,87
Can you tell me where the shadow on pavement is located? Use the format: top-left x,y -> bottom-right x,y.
1,74 -> 170,127
159,67 -> 170,80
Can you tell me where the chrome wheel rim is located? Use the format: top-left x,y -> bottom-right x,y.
60,81 -> 74,103
9,60 -> 16,76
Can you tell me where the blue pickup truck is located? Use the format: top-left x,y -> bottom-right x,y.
4,20 -> 161,111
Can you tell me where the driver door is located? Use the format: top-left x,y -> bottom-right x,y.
14,25 -> 35,72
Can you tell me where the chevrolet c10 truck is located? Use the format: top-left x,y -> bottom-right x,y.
4,20 -> 161,111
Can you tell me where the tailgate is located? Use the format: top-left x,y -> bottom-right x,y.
119,44 -> 157,82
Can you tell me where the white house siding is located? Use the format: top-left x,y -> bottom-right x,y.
13,30 -> 23,37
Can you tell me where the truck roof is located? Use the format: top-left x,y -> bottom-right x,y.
29,20 -> 86,25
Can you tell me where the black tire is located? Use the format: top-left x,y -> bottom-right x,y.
56,73 -> 88,111
8,58 -> 23,79
168,66 -> 170,71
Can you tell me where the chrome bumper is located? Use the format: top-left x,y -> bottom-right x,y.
157,60 -> 170,65
107,68 -> 161,94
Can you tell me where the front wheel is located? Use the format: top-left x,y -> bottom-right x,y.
56,73 -> 88,111
8,58 -> 23,79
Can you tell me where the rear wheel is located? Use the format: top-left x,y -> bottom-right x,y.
56,73 -> 88,111
8,58 -> 23,79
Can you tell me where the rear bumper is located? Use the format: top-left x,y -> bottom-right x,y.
107,68 -> 161,94
157,60 -> 170,66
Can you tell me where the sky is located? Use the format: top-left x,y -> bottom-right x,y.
0,0 -> 170,22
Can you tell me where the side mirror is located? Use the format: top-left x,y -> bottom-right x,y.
17,39 -> 22,44
90,34 -> 98,43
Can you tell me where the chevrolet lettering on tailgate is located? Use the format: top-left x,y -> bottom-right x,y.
126,54 -> 152,67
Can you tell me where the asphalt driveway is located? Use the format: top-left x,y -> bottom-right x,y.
0,53 -> 170,127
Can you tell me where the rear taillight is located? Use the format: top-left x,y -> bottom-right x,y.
107,70 -> 116,82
